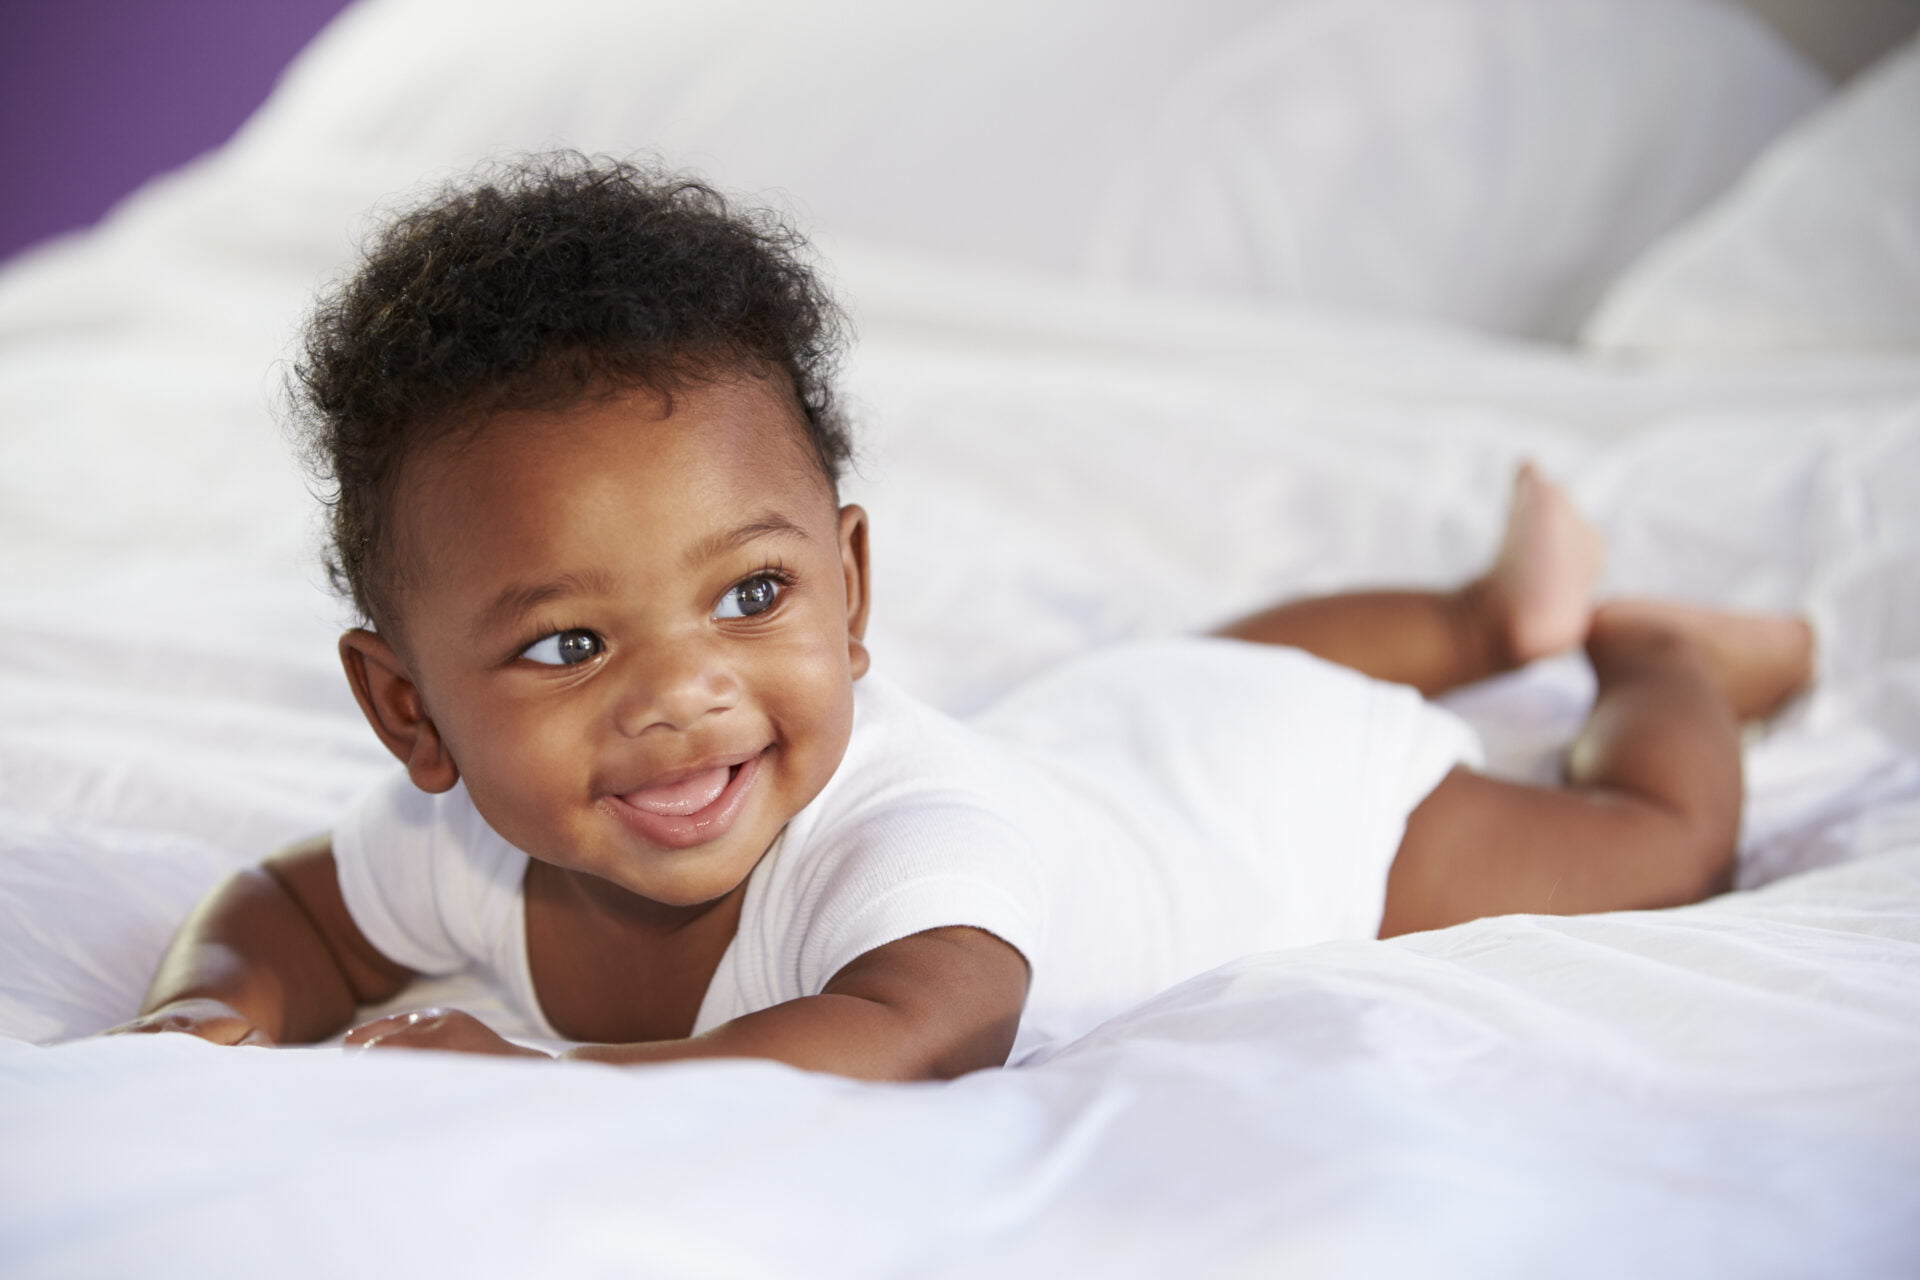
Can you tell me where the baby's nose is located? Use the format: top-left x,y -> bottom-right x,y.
612,638 -> 740,735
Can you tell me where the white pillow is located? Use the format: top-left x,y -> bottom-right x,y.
1085,0 -> 1828,339
1583,34 -> 1920,358
235,0 -> 1824,341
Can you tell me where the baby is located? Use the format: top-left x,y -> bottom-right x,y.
112,156 -> 1813,1077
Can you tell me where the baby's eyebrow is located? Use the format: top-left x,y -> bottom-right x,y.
469,570 -> 615,643
683,512 -> 811,568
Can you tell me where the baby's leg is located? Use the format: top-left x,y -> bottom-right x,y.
1377,602 -> 1813,936
1214,465 -> 1604,696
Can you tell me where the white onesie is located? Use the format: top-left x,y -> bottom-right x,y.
333,637 -> 1479,1062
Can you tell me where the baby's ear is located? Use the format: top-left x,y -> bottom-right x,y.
338,629 -> 460,793
838,504 -> 872,679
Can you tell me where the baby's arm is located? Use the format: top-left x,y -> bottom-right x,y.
349,926 -> 1028,1080
107,836 -> 415,1045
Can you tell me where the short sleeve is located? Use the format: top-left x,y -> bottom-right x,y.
331,773 -> 527,978
795,800 -> 1046,994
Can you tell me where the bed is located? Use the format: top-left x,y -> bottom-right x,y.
4,1 -> 1919,1275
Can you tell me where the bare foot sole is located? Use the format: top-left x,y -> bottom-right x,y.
1478,463 -> 1607,666
1592,599 -> 1814,721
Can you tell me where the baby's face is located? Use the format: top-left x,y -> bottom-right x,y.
380,375 -> 869,908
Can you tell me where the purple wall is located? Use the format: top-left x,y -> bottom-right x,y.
0,0 -> 355,265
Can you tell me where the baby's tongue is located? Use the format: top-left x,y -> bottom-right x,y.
622,765 -> 731,816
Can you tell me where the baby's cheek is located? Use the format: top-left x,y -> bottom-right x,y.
460,712 -> 596,848
769,654 -> 857,801
769,631 -> 857,719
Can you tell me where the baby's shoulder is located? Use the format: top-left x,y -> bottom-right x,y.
728,675 -> 1048,1007
768,673 -> 1043,895
834,673 -> 1020,801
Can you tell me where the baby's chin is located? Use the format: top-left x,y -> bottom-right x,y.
538,826 -> 770,911
534,862 -> 740,918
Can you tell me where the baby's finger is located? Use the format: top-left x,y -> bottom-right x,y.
101,1000 -> 266,1046
346,1007 -> 546,1058
343,1007 -> 450,1050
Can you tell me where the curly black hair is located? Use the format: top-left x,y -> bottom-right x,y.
291,152 -> 853,634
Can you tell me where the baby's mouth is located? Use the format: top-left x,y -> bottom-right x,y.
620,764 -> 733,817
604,753 -> 762,850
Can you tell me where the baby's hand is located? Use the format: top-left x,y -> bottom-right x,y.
102,997 -> 273,1046
344,1007 -> 550,1059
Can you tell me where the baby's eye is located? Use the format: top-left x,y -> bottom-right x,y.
713,574 -> 783,620
520,629 -> 604,666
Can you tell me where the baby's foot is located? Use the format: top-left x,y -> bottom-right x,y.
1592,600 -> 1815,721
1480,463 -> 1606,666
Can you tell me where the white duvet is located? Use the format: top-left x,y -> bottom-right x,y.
5,2 -> 1920,1276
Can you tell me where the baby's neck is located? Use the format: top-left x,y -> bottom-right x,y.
522,859 -> 748,1043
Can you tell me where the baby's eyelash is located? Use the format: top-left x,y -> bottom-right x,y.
507,621 -> 590,664
748,562 -> 797,587
712,563 -> 799,621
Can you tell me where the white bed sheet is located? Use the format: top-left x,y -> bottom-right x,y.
6,848 -> 1919,1278
5,10 -> 1920,1277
